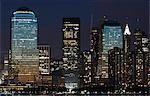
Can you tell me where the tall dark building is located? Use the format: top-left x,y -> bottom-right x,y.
108,47 -> 123,88
11,7 -> 39,83
123,24 -> 133,88
90,27 -> 99,85
62,18 -> 80,91
133,26 -> 149,86
141,34 -> 149,87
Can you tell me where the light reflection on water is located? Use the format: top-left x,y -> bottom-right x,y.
10,93 -> 149,96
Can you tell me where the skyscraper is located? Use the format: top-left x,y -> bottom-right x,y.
62,18 -> 80,90
11,7 -> 39,83
133,24 -> 149,87
90,27 -> 99,85
108,47 -> 123,88
141,35 -> 149,87
99,20 -> 123,85
133,27 -> 145,86
123,24 -> 132,88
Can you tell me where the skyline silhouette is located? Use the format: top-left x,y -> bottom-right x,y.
0,0 -> 149,59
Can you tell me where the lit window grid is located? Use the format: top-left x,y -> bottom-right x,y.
83,52 -> 92,86
108,47 -> 123,87
63,29 -> 79,71
11,13 -> 38,60
38,46 -> 50,75
10,10 -> 40,83
101,26 -> 123,78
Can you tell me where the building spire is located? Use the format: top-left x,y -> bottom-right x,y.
124,24 -> 131,35
90,13 -> 93,32
135,18 -> 140,31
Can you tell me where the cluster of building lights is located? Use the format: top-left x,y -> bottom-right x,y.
0,7 -> 149,94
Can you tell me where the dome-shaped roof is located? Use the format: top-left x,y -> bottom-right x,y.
13,7 -> 34,15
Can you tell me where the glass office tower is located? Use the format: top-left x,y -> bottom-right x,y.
11,7 -> 39,83
100,21 -> 123,80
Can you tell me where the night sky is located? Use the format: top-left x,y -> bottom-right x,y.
0,0 -> 149,60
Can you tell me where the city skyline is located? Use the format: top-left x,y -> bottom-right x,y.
0,1 -> 149,94
0,0 -> 149,60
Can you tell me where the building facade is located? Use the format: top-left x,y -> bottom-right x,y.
123,24 -> 133,88
82,51 -> 92,87
51,59 -> 64,87
99,21 -> 123,85
134,27 -> 145,86
108,47 -> 123,88
90,27 -> 99,85
141,35 -> 149,87
11,7 -> 39,83
62,18 -> 80,90
38,45 -> 51,75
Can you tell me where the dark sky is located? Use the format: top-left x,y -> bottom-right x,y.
0,0 -> 149,60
